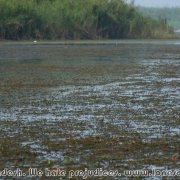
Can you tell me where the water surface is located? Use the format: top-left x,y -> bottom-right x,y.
0,40 -> 180,178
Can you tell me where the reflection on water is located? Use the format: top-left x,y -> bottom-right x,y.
0,40 -> 180,175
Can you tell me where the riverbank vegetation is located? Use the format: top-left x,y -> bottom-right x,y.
138,7 -> 180,29
0,0 -> 174,40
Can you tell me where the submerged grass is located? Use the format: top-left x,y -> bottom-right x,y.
0,121 -> 179,173
0,42 -> 179,179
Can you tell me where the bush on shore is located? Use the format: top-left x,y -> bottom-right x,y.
0,0 -> 174,40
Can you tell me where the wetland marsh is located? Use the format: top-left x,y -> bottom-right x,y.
0,40 -> 180,179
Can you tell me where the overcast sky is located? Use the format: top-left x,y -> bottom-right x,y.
126,0 -> 180,7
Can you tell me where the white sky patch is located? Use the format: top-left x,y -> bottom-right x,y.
126,0 -> 180,7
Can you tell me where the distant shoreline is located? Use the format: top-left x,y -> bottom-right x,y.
1,39 -> 180,46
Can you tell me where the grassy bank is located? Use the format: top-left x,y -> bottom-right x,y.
0,0 -> 174,40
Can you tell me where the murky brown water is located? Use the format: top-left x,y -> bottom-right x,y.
0,40 -> 180,179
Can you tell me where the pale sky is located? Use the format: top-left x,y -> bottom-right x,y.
126,0 -> 180,7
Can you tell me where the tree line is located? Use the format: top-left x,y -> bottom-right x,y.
0,0 -> 174,40
138,7 -> 180,29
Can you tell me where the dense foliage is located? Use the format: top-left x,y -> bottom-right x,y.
138,7 -> 180,29
0,0 -> 174,40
